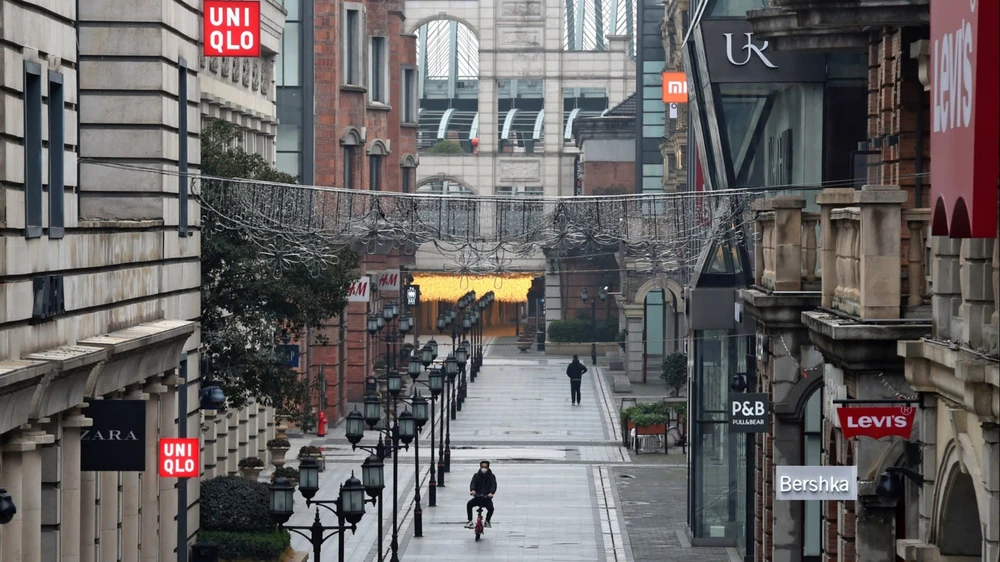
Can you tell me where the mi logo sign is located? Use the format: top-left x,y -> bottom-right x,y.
661,72 -> 689,103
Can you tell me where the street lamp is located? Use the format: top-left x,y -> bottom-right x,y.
456,341 -> 469,411
580,287 -> 608,366
269,472 -> 366,562
420,344 -> 434,368
443,354 -> 459,473
408,353 -> 422,379
408,393 -> 429,537
345,409 -> 365,445
0,490 -> 16,524
436,313 -> 447,333
363,395 -> 382,429
361,455 -> 385,498
367,315 -> 380,336
428,339 -> 439,362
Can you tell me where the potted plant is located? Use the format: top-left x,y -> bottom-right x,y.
616,329 -> 628,351
273,414 -> 290,441
661,352 -> 688,397
238,456 -> 264,481
271,466 -> 299,486
267,438 -> 290,468
297,445 -> 325,472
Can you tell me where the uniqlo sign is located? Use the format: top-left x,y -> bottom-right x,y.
836,406 -> 916,440
204,1 -> 261,57
929,0 -> 999,238
159,438 -> 200,478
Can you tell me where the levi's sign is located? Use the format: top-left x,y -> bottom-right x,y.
204,1 -> 261,57
775,465 -> 857,501
729,393 -> 769,433
835,406 -> 916,440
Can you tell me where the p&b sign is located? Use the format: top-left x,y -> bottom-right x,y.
729,393 -> 769,433
204,1 -> 261,57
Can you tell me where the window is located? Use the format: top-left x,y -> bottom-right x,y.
402,167 -> 411,194
344,147 -> 355,188
344,8 -> 363,85
402,67 -> 417,123
369,155 -> 382,191
48,71 -> 65,238
369,37 -> 387,103
24,62 -> 43,238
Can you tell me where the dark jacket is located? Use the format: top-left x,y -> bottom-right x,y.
470,469 -> 497,495
566,361 -> 588,380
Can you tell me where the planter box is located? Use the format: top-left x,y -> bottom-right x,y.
627,422 -> 667,435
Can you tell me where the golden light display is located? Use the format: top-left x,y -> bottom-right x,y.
411,274 -> 536,303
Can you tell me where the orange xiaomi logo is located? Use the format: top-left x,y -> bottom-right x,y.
662,72 -> 688,103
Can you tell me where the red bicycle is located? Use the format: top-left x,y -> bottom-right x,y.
472,493 -> 489,541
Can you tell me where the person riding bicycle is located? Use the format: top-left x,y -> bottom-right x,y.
465,460 -> 497,528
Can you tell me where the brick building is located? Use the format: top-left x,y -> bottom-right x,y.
275,0 -> 418,423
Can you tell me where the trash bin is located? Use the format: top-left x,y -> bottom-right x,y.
190,541 -> 219,562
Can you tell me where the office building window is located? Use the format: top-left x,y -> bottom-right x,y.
369,37 -> 387,103
24,62 -> 43,238
344,8 -> 363,86
48,71 -> 65,238
402,167 -> 411,193
344,147 -> 356,189
402,67 -> 417,123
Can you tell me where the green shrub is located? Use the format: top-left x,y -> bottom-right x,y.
238,456 -> 264,469
547,319 -> 618,342
661,352 -> 688,397
198,529 -> 290,561
271,466 -> 299,482
427,140 -> 464,154
266,438 -> 290,448
200,476 -> 271,532
621,402 -> 686,427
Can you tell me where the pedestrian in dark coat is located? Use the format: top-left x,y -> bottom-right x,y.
566,355 -> 588,405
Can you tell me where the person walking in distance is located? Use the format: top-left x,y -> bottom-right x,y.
566,355 -> 588,405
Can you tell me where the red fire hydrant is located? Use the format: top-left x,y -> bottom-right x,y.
317,411 -> 327,437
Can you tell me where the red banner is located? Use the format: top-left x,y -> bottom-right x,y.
836,406 -> 916,440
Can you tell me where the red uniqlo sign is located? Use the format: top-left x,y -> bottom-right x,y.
159,438 -> 200,478
929,0 -> 999,238
836,406 -> 916,440
204,1 -> 261,57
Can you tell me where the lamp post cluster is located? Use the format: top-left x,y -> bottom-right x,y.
580,286 -> 608,366
267,291 -> 494,562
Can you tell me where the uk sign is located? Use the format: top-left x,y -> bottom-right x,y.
836,405 -> 916,440
729,393 -> 769,433
159,438 -> 200,478
204,1 -> 261,57
347,276 -> 371,302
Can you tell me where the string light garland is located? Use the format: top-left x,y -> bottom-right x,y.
410,273 -> 535,302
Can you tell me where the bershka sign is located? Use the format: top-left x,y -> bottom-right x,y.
81,400 -> 146,472
376,269 -> 401,292
159,438 -> 200,478
835,405 -> 916,440
347,276 -> 371,302
729,392 -> 770,433
929,0 -> 999,238
204,1 -> 261,58
775,465 -> 857,501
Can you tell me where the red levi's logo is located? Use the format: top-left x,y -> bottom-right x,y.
836,406 -> 916,440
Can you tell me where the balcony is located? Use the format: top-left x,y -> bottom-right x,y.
746,0 -> 929,52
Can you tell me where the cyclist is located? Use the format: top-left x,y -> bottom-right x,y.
464,460 -> 497,528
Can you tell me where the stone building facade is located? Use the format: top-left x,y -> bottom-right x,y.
0,1 -> 284,560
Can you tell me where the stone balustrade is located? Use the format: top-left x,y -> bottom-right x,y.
752,185 -> 932,320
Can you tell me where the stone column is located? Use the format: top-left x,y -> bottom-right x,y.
771,196 -> 805,291
856,185 -> 907,320
2,436 -> 32,562
981,423 -> 1000,561
227,412 -> 240,474
247,401 -> 259,457
80,454 -> 97,562
855,503 -> 896,561
238,406 -> 250,460
931,236 -> 962,341
816,189 -> 856,308
22,424 -> 55,562
98,471 -> 117,562
916,396 -> 937,543
202,410 -> 219,480
159,377 -> 180,562
959,238 -> 996,348
62,408 -> 93,562
215,411 -> 229,476
141,379 -> 165,562
121,387 -> 148,562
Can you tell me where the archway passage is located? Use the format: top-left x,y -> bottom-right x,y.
939,468 -> 983,556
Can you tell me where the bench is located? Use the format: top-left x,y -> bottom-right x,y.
612,374 -> 632,393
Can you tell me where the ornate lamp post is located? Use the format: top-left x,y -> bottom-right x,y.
580,287 -> 608,366
443,353 -> 459,472
456,340 -> 469,411
269,467 -> 366,562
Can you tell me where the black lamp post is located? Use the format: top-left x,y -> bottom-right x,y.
443,353 -> 459,473
418,365 -> 444,506
269,467 -> 365,562
580,286 -> 608,366
0,489 -> 16,524
456,341 -> 469,411
409,391 -> 429,537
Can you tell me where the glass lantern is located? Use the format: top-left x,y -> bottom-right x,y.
420,344 -> 434,367
346,409 -> 365,445
361,454 -> 384,498
408,354 -> 422,378
411,393 -> 429,427
387,371 -> 402,396
339,473 -> 367,525
398,410 -> 416,445
298,457 -> 320,500
428,369 -> 444,396
269,478 -> 296,524
363,395 -> 382,428
444,354 -> 458,380
367,315 -> 379,335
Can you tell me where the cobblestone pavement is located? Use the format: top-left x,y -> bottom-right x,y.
283,337 -> 736,561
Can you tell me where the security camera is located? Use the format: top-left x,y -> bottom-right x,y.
875,470 -> 903,504
200,384 -> 227,411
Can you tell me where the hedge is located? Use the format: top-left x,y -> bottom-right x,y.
547,318 -> 618,343
621,402 -> 686,427
198,529 -> 290,561
200,476 -> 271,532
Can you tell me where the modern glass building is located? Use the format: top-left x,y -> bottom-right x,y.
634,0 -> 665,194
275,0 -> 314,183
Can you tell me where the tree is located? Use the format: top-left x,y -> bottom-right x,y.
661,352 -> 688,397
200,121 -> 360,423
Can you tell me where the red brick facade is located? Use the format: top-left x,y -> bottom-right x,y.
309,0 -> 417,424
581,161 -> 634,196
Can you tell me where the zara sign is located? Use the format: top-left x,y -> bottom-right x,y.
81,400 -> 147,472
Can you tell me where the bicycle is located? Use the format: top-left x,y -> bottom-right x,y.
471,493 -> 490,541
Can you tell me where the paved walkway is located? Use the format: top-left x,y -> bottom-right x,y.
281,336 -> 735,561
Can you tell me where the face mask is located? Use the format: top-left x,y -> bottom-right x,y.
480,468 -> 488,473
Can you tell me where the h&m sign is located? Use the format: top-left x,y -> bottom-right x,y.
347,276 -> 371,302
729,393 -> 770,433
376,269 -> 401,292
81,400 -> 146,472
